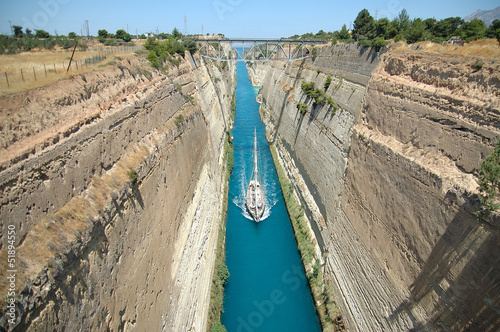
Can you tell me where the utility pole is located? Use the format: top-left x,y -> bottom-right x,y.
183,16 -> 188,35
201,24 -> 204,36
9,21 -> 13,36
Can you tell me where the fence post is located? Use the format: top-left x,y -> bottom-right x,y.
33,67 -> 37,81
54,63 -> 57,73
44,64 -> 47,77
20,69 -> 25,82
5,72 -> 9,87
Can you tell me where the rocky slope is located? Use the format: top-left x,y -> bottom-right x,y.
0,52 -> 235,331
249,43 -> 500,331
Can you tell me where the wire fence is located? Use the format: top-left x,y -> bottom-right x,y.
1,45 -> 143,93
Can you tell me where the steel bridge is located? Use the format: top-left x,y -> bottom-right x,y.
193,38 -> 327,62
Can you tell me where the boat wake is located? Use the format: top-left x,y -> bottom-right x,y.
233,168 -> 278,222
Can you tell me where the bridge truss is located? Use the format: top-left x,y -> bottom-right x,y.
194,39 -> 326,62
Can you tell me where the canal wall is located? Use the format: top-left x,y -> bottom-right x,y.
0,54 -> 235,331
248,44 -> 500,331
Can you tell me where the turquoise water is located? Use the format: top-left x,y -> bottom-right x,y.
221,62 -> 321,332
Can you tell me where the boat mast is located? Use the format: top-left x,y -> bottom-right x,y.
254,130 -> 258,180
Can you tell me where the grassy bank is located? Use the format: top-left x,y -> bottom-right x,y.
268,143 -> 344,331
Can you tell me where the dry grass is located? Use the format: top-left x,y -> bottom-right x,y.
393,39 -> 500,58
0,43 -> 143,95
0,140 -> 151,301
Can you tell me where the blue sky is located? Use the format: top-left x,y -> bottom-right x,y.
0,0 -> 498,38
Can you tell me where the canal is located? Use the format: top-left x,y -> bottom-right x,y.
222,61 -> 321,332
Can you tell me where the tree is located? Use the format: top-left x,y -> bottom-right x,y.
182,39 -> 197,54
116,29 -> 131,42
386,18 -> 400,39
398,9 -> 411,33
407,18 -> 427,43
315,29 -> 328,39
375,18 -> 390,39
338,24 -> 350,40
98,29 -> 108,38
68,32 -> 76,39
486,19 -> 500,38
25,28 -> 32,37
352,9 -> 375,40
172,27 -> 182,39
460,18 -> 486,42
13,25 -> 23,37
35,29 -> 50,38
433,17 -> 463,39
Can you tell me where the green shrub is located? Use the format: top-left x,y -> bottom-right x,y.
128,169 -> 138,184
296,103 -> 308,115
327,97 -> 338,114
311,47 -> 318,61
324,75 -> 332,90
174,114 -> 184,126
473,60 -> 484,71
478,139 -> 500,213
394,34 -> 406,42
301,82 -> 315,96
301,82 -> 328,107
182,39 -> 197,54
211,322 -> 228,332
372,37 -> 389,52
168,56 -> 181,68
312,259 -> 320,279
358,38 -> 372,47
218,263 -> 230,285
312,89 -> 326,107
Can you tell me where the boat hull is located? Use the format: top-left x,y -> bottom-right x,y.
246,180 -> 265,222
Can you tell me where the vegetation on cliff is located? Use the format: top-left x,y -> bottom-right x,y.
269,144 -> 344,331
300,81 -> 339,112
478,140 -> 500,214
290,9 -> 500,48
142,29 -> 197,68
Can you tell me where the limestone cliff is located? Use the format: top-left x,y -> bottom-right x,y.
0,53 -> 235,331
249,43 -> 500,331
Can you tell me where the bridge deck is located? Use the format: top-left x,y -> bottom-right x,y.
194,38 -> 326,62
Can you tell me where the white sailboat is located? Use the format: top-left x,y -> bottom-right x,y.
246,130 -> 265,222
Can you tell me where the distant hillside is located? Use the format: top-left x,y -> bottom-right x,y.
464,6 -> 500,26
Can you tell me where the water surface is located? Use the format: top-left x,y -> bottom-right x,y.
222,62 -> 321,332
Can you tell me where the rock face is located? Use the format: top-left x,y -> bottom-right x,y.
0,54 -> 235,331
249,44 -> 500,331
